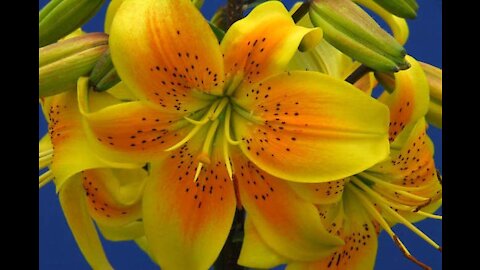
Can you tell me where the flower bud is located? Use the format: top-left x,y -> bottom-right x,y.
89,49 -> 121,92
371,0 -> 418,19
374,71 -> 396,92
39,33 -> 108,97
39,0 -> 106,47
309,0 -> 409,72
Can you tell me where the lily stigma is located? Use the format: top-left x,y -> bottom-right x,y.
75,0 -> 391,269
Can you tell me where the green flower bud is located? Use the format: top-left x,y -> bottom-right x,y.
39,0 -> 106,47
309,0 -> 409,72
39,33 -> 108,97
371,0 -> 418,19
89,49 -> 121,92
374,71 -> 396,92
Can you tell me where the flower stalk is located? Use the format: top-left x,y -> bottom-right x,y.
213,209 -> 246,270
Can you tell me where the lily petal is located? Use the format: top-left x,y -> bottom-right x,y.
104,0 -> 125,34
78,75 -> 193,163
142,124 -> 236,270
378,55 -> 429,142
238,217 -> 289,269
110,0 -> 224,114
287,188 -> 379,270
59,175 -> 113,270
41,89 -> 137,191
106,81 -> 138,101
80,168 -> 145,226
288,178 -> 349,205
98,221 -> 145,241
232,71 -> 390,183
221,1 -> 322,84
368,118 -> 441,206
232,150 -> 344,261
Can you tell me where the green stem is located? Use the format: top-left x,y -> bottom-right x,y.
213,209 -> 246,270
292,0 -> 312,23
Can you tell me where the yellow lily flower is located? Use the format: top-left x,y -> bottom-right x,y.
39,87 -> 148,269
238,56 -> 442,270
77,0 -> 391,269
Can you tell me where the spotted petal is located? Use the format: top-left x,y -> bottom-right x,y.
288,178 -> 349,205
221,1 -> 322,84
367,118 -> 441,208
287,188 -> 379,270
110,0 -> 224,114
78,78 -> 192,164
80,168 -> 146,226
59,175 -> 113,270
40,89 -> 138,191
232,150 -> 344,261
232,71 -> 390,183
142,124 -> 236,270
378,55 -> 429,142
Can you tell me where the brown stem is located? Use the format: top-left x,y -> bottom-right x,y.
292,0 -> 312,23
225,0 -> 245,28
213,209 -> 246,270
345,64 -> 372,84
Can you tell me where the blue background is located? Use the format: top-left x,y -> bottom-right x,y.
39,0 -> 442,269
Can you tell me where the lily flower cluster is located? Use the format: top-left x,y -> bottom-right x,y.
39,0 -> 442,269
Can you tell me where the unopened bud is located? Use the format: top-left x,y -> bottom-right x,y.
374,71 -> 396,92
309,0 -> 409,72
371,0 -> 418,19
39,0 -> 106,47
89,49 -> 121,92
39,33 -> 108,97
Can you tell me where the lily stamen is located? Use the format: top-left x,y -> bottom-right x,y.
231,103 -> 263,124
348,185 -> 432,270
39,148 -> 53,158
352,177 -> 418,212
39,153 -> 53,169
374,185 -> 436,209
225,74 -> 244,96
194,162 -> 204,182
353,177 -> 441,250
415,211 -> 442,220
224,105 -> 240,145
378,187 -> 431,202
352,177 -> 441,224
166,103 -> 221,152
210,97 -> 229,121
193,120 -> 220,182
184,99 -> 220,125
39,170 -> 54,188
223,134 -> 234,181
165,124 -> 205,152
380,201 -> 441,251
358,172 -> 434,192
